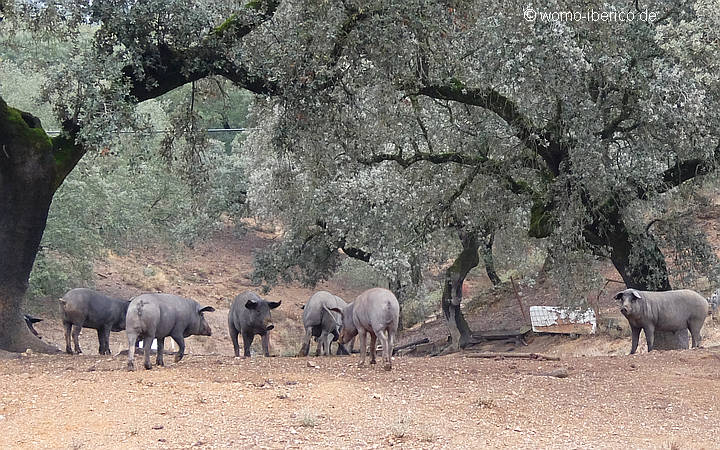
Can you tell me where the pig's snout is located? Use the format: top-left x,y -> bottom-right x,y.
265,324 -> 275,331
620,306 -> 628,315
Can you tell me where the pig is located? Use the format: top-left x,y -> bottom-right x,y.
298,291 -> 349,357
125,293 -> 215,370
330,287 -> 399,370
228,291 -> 281,358
59,288 -> 130,355
24,314 -> 42,338
615,288 -> 708,354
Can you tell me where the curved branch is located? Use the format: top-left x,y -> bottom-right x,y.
417,83 -> 569,175
121,3 -> 281,102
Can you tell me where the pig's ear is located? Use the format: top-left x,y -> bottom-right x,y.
323,306 -> 342,326
199,306 -> 215,313
269,301 -> 281,309
245,300 -> 258,309
328,307 -> 344,317
630,289 -> 642,299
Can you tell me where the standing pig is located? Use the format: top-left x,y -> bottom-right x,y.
59,288 -> 130,355
331,287 -> 399,370
299,291 -> 349,357
125,293 -> 215,370
615,288 -> 708,354
228,291 -> 281,357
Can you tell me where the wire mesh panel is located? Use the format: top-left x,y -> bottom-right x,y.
529,306 -> 596,334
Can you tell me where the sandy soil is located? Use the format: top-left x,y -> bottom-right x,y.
2,348 -> 720,449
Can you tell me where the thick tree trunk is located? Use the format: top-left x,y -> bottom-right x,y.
482,232 -> 501,286
441,229 -> 479,351
0,98 -> 62,353
585,203 -> 671,291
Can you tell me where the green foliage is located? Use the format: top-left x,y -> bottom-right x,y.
5,0 -> 720,309
28,132 -> 248,298
332,258 -> 388,292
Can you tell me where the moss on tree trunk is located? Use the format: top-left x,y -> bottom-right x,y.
0,98 -> 64,353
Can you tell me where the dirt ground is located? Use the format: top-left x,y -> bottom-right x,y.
2,347 -> 720,449
6,225 -> 720,448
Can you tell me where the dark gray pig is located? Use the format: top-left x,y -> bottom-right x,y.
298,291 -> 348,357
125,293 -> 215,370
24,314 -> 42,338
331,287 -> 399,370
228,291 -> 281,357
615,288 -> 708,354
59,288 -> 130,355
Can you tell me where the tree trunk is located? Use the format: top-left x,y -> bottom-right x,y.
482,232 -> 501,286
585,203 -> 671,291
441,229 -> 479,351
0,98 -> 62,353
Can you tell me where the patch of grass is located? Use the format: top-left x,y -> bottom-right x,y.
475,397 -> 495,409
298,410 -> 318,428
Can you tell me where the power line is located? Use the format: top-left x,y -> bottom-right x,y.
45,127 -> 254,136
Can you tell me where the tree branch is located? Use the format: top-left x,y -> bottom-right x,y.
121,3 -> 280,102
417,83 -> 569,176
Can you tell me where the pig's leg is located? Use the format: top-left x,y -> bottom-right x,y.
172,334 -> 186,362
315,331 -> 323,356
317,330 -> 330,356
375,328 -> 391,370
156,337 -> 165,367
629,326 -> 641,354
229,320 -> 241,357
127,332 -> 138,371
358,329 -> 367,367
689,321 -> 703,348
323,332 -> 333,356
97,326 -> 110,355
242,332 -> 254,358
369,332 -> 377,365
299,327 -> 313,357
142,336 -> 154,370
261,332 -> 271,357
72,324 -> 83,354
644,324 -> 655,352
64,322 -> 73,354
387,328 -> 395,368
102,326 -> 112,355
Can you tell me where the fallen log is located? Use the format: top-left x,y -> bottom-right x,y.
464,351 -> 560,361
392,337 -> 430,355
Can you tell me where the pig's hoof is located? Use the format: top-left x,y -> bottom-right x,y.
127,364 -> 135,372
144,363 -> 152,370
370,360 -> 376,365
383,364 -> 392,371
